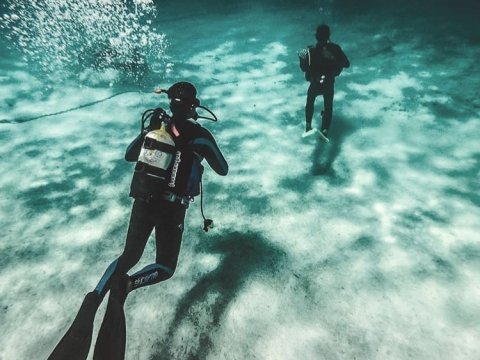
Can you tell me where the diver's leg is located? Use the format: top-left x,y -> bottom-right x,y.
92,199 -> 155,359
129,263 -> 174,290
49,199 -> 153,360
305,83 -> 317,132
116,199 -> 156,274
128,202 -> 186,291
94,199 -> 155,297
154,202 -> 186,273
94,259 -> 119,298
321,83 -> 334,134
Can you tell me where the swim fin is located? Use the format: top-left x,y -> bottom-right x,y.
92,274 -> 129,360
48,291 -> 101,360
302,128 -> 320,138
318,130 -> 330,143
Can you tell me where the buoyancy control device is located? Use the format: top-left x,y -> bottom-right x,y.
129,87 -> 219,231
299,44 -> 343,81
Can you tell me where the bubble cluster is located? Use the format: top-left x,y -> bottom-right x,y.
0,0 -> 169,84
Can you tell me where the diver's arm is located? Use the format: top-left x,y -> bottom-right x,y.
191,127 -> 228,176
125,132 -> 145,162
336,44 -> 350,68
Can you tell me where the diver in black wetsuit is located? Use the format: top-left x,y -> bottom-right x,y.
96,82 -> 228,297
299,24 -> 350,140
49,82 -> 228,360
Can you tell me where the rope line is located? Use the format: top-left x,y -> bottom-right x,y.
0,90 -> 141,124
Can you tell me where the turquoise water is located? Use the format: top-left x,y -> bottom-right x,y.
1,1 -> 479,359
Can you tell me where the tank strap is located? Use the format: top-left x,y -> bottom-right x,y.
143,136 -> 176,153
134,161 -> 168,178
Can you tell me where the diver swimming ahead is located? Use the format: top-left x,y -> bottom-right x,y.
299,24 -> 350,142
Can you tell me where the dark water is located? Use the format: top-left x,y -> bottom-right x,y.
0,1 -> 479,359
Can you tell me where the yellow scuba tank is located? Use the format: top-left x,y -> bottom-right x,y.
129,122 -> 177,201
138,123 -> 175,171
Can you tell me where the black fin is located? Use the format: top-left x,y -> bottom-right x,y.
48,292 -> 101,360
93,275 -> 129,360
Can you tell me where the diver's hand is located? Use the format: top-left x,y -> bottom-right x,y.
146,108 -> 171,131
298,48 -> 308,59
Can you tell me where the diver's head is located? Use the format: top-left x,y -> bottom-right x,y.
167,81 -> 200,119
316,24 -> 330,43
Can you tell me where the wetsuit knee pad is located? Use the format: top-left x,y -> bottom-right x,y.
130,263 -> 174,291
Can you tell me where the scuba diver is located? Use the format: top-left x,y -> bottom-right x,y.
49,81 -> 228,360
299,24 -> 350,141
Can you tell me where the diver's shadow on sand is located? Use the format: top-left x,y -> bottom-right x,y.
150,231 -> 287,360
310,116 -> 355,179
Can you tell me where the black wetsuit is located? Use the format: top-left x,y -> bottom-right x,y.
95,114 -> 228,296
304,41 -> 350,133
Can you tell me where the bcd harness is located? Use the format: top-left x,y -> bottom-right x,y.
299,44 -> 342,82
129,108 -> 213,231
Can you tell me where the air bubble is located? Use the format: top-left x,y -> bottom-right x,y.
2,0 -> 169,84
